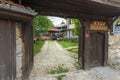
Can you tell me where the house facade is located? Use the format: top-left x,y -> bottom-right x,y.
66,18 -> 75,39
54,18 -> 75,39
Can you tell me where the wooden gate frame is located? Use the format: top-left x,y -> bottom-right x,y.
0,8 -> 34,79
78,17 -> 109,69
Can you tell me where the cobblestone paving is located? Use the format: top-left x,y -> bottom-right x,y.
29,41 -> 120,80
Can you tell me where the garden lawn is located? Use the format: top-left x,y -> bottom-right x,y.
67,48 -> 78,53
34,40 -> 45,55
57,41 -> 78,48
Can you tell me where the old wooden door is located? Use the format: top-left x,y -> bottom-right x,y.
0,19 -> 15,80
90,32 -> 105,67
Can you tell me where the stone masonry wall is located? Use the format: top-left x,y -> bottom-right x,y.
108,33 -> 120,69
16,23 -> 24,80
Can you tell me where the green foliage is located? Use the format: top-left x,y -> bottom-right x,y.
34,40 -> 45,55
57,75 -> 65,80
49,64 -> 69,74
33,15 -> 54,36
72,19 -> 80,35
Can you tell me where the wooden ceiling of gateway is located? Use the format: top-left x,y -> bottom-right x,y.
20,0 -> 120,18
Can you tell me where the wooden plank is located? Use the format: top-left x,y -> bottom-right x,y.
22,22 -> 33,78
10,21 -> 16,79
0,8 -> 33,22
78,19 -> 85,69
0,19 -> 16,80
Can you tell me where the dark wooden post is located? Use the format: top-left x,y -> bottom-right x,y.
22,21 -> 34,78
78,18 -> 91,69
78,19 -> 84,69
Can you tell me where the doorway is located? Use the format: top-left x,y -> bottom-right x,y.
90,32 -> 105,67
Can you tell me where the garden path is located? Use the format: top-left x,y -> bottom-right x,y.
29,41 -> 77,80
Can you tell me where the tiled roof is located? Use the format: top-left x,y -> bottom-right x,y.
48,28 -> 60,32
0,0 -> 37,15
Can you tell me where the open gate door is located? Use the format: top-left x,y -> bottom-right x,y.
79,19 -> 108,69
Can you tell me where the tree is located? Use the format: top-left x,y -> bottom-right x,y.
33,15 -> 54,36
72,19 -> 80,35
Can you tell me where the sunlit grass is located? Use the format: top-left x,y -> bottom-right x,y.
34,40 -> 45,55
57,40 -> 78,48
67,48 -> 78,53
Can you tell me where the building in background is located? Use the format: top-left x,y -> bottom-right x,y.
54,18 -> 75,39
66,18 -> 75,39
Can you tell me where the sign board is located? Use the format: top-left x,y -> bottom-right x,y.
90,21 -> 108,31
113,18 -> 120,34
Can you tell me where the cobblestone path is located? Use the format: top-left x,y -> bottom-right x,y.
29,41 -> 120,80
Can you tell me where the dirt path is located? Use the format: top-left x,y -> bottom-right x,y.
29,41 -> 77,80
29,41 -> 120,80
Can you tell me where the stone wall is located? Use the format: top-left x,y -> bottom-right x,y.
16,23 -> 24,80
108,33 -> 120,69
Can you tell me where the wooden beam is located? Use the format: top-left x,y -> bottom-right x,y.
0,8 -> 33,22
22,0 -> 120,17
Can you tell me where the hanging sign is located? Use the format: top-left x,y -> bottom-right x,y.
113,18 -> 120,34
90,21 -> 108,31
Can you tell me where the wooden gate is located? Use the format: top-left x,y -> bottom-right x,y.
0,19 -> 16,80
79,20 -> 108,69
90,32 -> 105,67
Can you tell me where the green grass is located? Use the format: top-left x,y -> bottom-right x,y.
67,48 -> 78,53
74,59 -> 81,70
22,77 -> 27,80
58,40 -> 78,53
34,40 -> 45,55
58,41 -> 78,48
49,64 -> 69,74
56,75 -> 65,80
58,40 -> 81,70
71,54 -> 81,70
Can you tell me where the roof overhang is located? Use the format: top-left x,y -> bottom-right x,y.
21,0 -> 120,18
